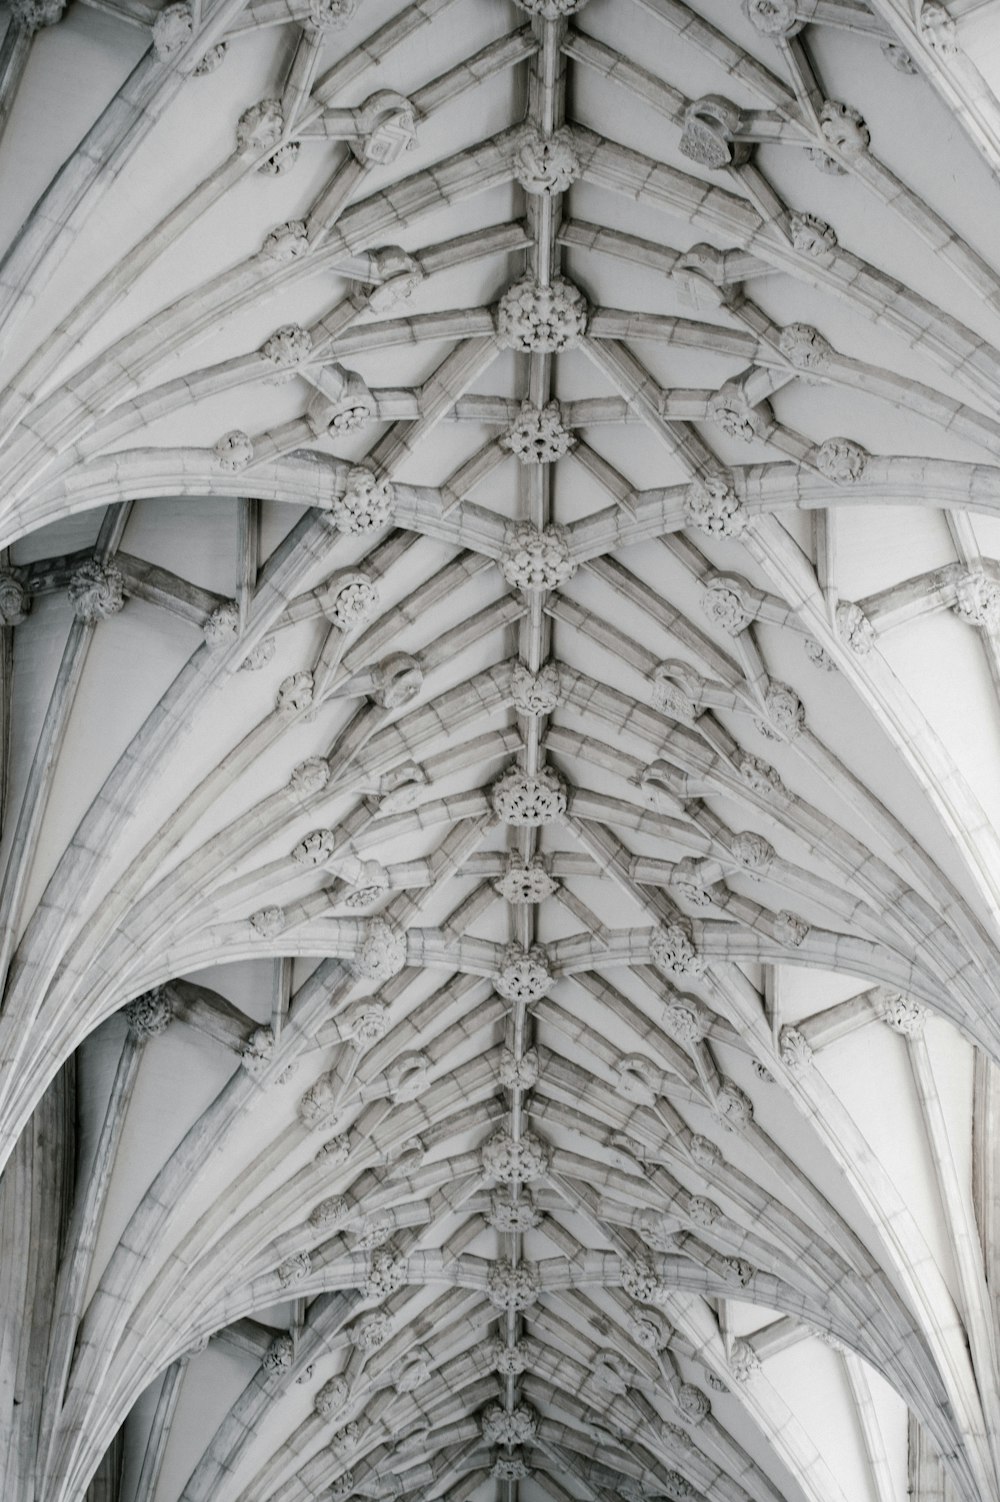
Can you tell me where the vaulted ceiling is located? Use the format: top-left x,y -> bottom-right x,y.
2,3 -> 1000,1502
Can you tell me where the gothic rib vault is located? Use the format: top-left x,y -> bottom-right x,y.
7,1 -> 1000,1501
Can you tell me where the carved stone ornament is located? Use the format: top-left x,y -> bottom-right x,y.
481,1129 -> 549,1182
330,465 -> 393,535
779,1025 -> 813,1070
650,920 -> 703,978
510,660 -> 563,716
481,1402 -> 538,1445
328,1473 -> 355,1502
880,991 -> 926,1037
778,322 -> 831,373
489,1337 -> 531,1375
701,574 -> 757,634
261,324 -> 312,378
651,663 -> 702,721
203,601 -> 240,649
789,211 -> 838,258
10,0 -> 66,30
757,680 -> 805,739
630,1309 -> 669,1351
774,910 -> 809,947
716,1079 -> 754,1130
306,0 -> 357,30
500,521 -> 576,592
342,861 -> 390,910
249,905 -> 285,940
327,576 -> 380,632
513,0 -> 590,13
730,1338 -> 762,1382
616,1054 -> 660,1106
687,1195 -> 721,1227
685,476 -> 746,538
496,275 -> 588,352
882,40 -> 918,73
261,220 -> 309,260
730,830 -> 774,871
737,751 -> 788,800
621,1257 -> 662,1303
503,399 -> 574,464
309,368 -> 376,438
353,1209 -> 394,1249
316,1132 -> 351,1165
677,1383 -> 710,1424
309,1194 -> 350,1230
512,127 -> 581,194
260,147 -> 300,181
277,1251 -> 311,1287
352,917 -> 406,982
816,436 -> 868,483
152,3 -> 192,60
241,636 -> 276,671
742,0 -> 801,36
486,1258 -> 541,1311
371,653 -> 422,708
679,96 -> 749,169
492,1452 -> 532,1481
661,995 -> 708,1046
69,561 -> 125,623
704,1370 -> 728,1392
708,384 -> 771,442
276,672 -> 314,719
805,637 -> 837,671
240,1026 -> 275,1078
954,571 -> 1000,630
364,1247 -> 407,1298
344,1000 -> 389,1048
491,766 -> 567,826
817,99 -> 870,160
487,1191 -> 543,1232
237,99 -> 285,155
836,600 -> 876,657
366,246 -> 425,312
670,857 -> 713,908
123,989 -> 172,1040
393,1347 -> 432,1393
261,1334 -> 294,1377
215,429 -> 253,471
298,1073 -> 340,1130
330,1423 -> 361,1458
293,832 -> 334,875
0,569 -> 30,626
920,0 -> 958,53
348,1311 -> 392,1351
194,41 -> 227,74
495,943 -> 553,1004
387,1051 -> 430,1103
499,1046 -> 539,1089
494,854 -> 557,904
351,91 -> 418,166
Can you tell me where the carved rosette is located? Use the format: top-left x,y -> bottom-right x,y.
491,766 -> 567,826
277,1251 -> 311,1287
778,323 -> 831,372
288,758 -> 331,799
240,1026 -> 275,1078
481,1403 -> 538,1445
650,920 -> 703,978
292,830 -> 336,871
685,477 -> 746,537
687,1195 -> 721,1228
494,854 -> 558,904
503,400 -> 574,464
715,1079 -> 753,1130
349,1311 -> 393,1351
0,570 -> 30,626
345,1000 -> 389,1047
152,2 -> 192,59
495,943 -> 553,1003
496,276 -> 588,352
364,1248 -> 407,1299
954,571 -> 1000,630
215,430 -> 253,470
352,918 -> 406,982
729,1338 -> 762,1383
621,1257 -> 661,1303
511,660 -> 563,715
630,1309 -> 669,1351
742,0 -> 801,35
261,220 -> 309,260
330,466 -> 393,535
661,995 -> 708,1046
481,1129 -> 549,1182
816,437 -> 868,483
512,127 -> 581,194
327,577 -> 380,631
261,1334 -> 294,1377
203,601 -> 240,649
880,991 -> 926,1037
123,989 -> 172,1040
486,1258 -> 541,1311
69,561 -> 125,623
708,385 -> 770,442
500,521 -> 576,592
309,1195 -> 351,1230
260,324 -> 312,378
487,1191 -> 542,1232
701,574 -> 757,634
677,1383 -> 710,1424
730,830 -> 775,871
835,600 -> 876,656
789,211 -> 837,258
778,1025 -> 813,1071
237,99 -> 284,155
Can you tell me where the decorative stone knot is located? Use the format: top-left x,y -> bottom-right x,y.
69,561 -> 125,623
495,942 -> 553,1003
276,1251 -> 311,1287
499,1046 -> 539,1089
261,324 -> 312,375
371,653 -> 422,708
629,1308 -> 669,1351
261,220 -> 309,260
240,637 -> 275,671
481,1402 -> 538,1445
315,1375 -> 349,1417
685,476 -> 746,537
510,660 -> 562,716
921,1 -> 958,53
193,41 -> 226,74
203,600 -> 240,648
363,1247 -> 407,1298
366,246 -> 425,312
9,0 -> 66,30
687,1195 -> 721,1227
276,672 -> 314,717
651,663 -> 703,720
308,367 -> 376,437
778,323 -> 831,372
152,2 -> 192,59
512,127 -> 581,194
954,571 -> 1000,630
298,1073 -> 339,1130
492,1452 -> 532,1481
805,638 -> 837,671
352,917 -> 406,982
789,211 -> 837,258
677,1383 -> 710,1424
708,384 -> 771,442
816,436 -> 868,483
329,1422 -> 361,1458
0,569 -> 30,626
123,988 -> 172,1040
661,995 -> 708,1046
882,40 -> 918,72
715,1078 -> 754,1130
348,1311 -> 392,1351
880,991 -> 926,1037
737,751 -> 787,800
836,600 -> 875,656
670,857 -> 713,908
778,1025 -> 813,1070
486,1258 -> 540,1311
237,99 -> 284,155
494,853 -> 557,904
354,1209 -> 394,1249
287,757 -> 330,796
309,1195 -> 350,1230
330,465 -> 393,534
774,910 -> 809,947
491,766 -> 567,826
488,1337 -> 531,1374
679,96 -> 748,169
261,1334 -> 294,1377
650,919 -> 703,977
742,0 -> 801,35
815,99 -> 870,161
756,680 -> 805,738
342,861 -> 390,910
351,91 -> 417,166
481,1129 -> 549,1182
621,1257 -> 662,1303
496,275 -> 588,352
500,521 -> 576,592
729,1338 -> 761,1382
730,830 -> 774,871
215,430 -> 253,471
502,399 -> 574,464
240,1026 -> 275,1077
306,0 -> 357,30
326,576 -> 380,631
487,1191 -> 542,1231
345,1000 -> 388,1046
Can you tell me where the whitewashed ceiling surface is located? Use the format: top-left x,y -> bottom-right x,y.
4,1 -> 1000,1501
